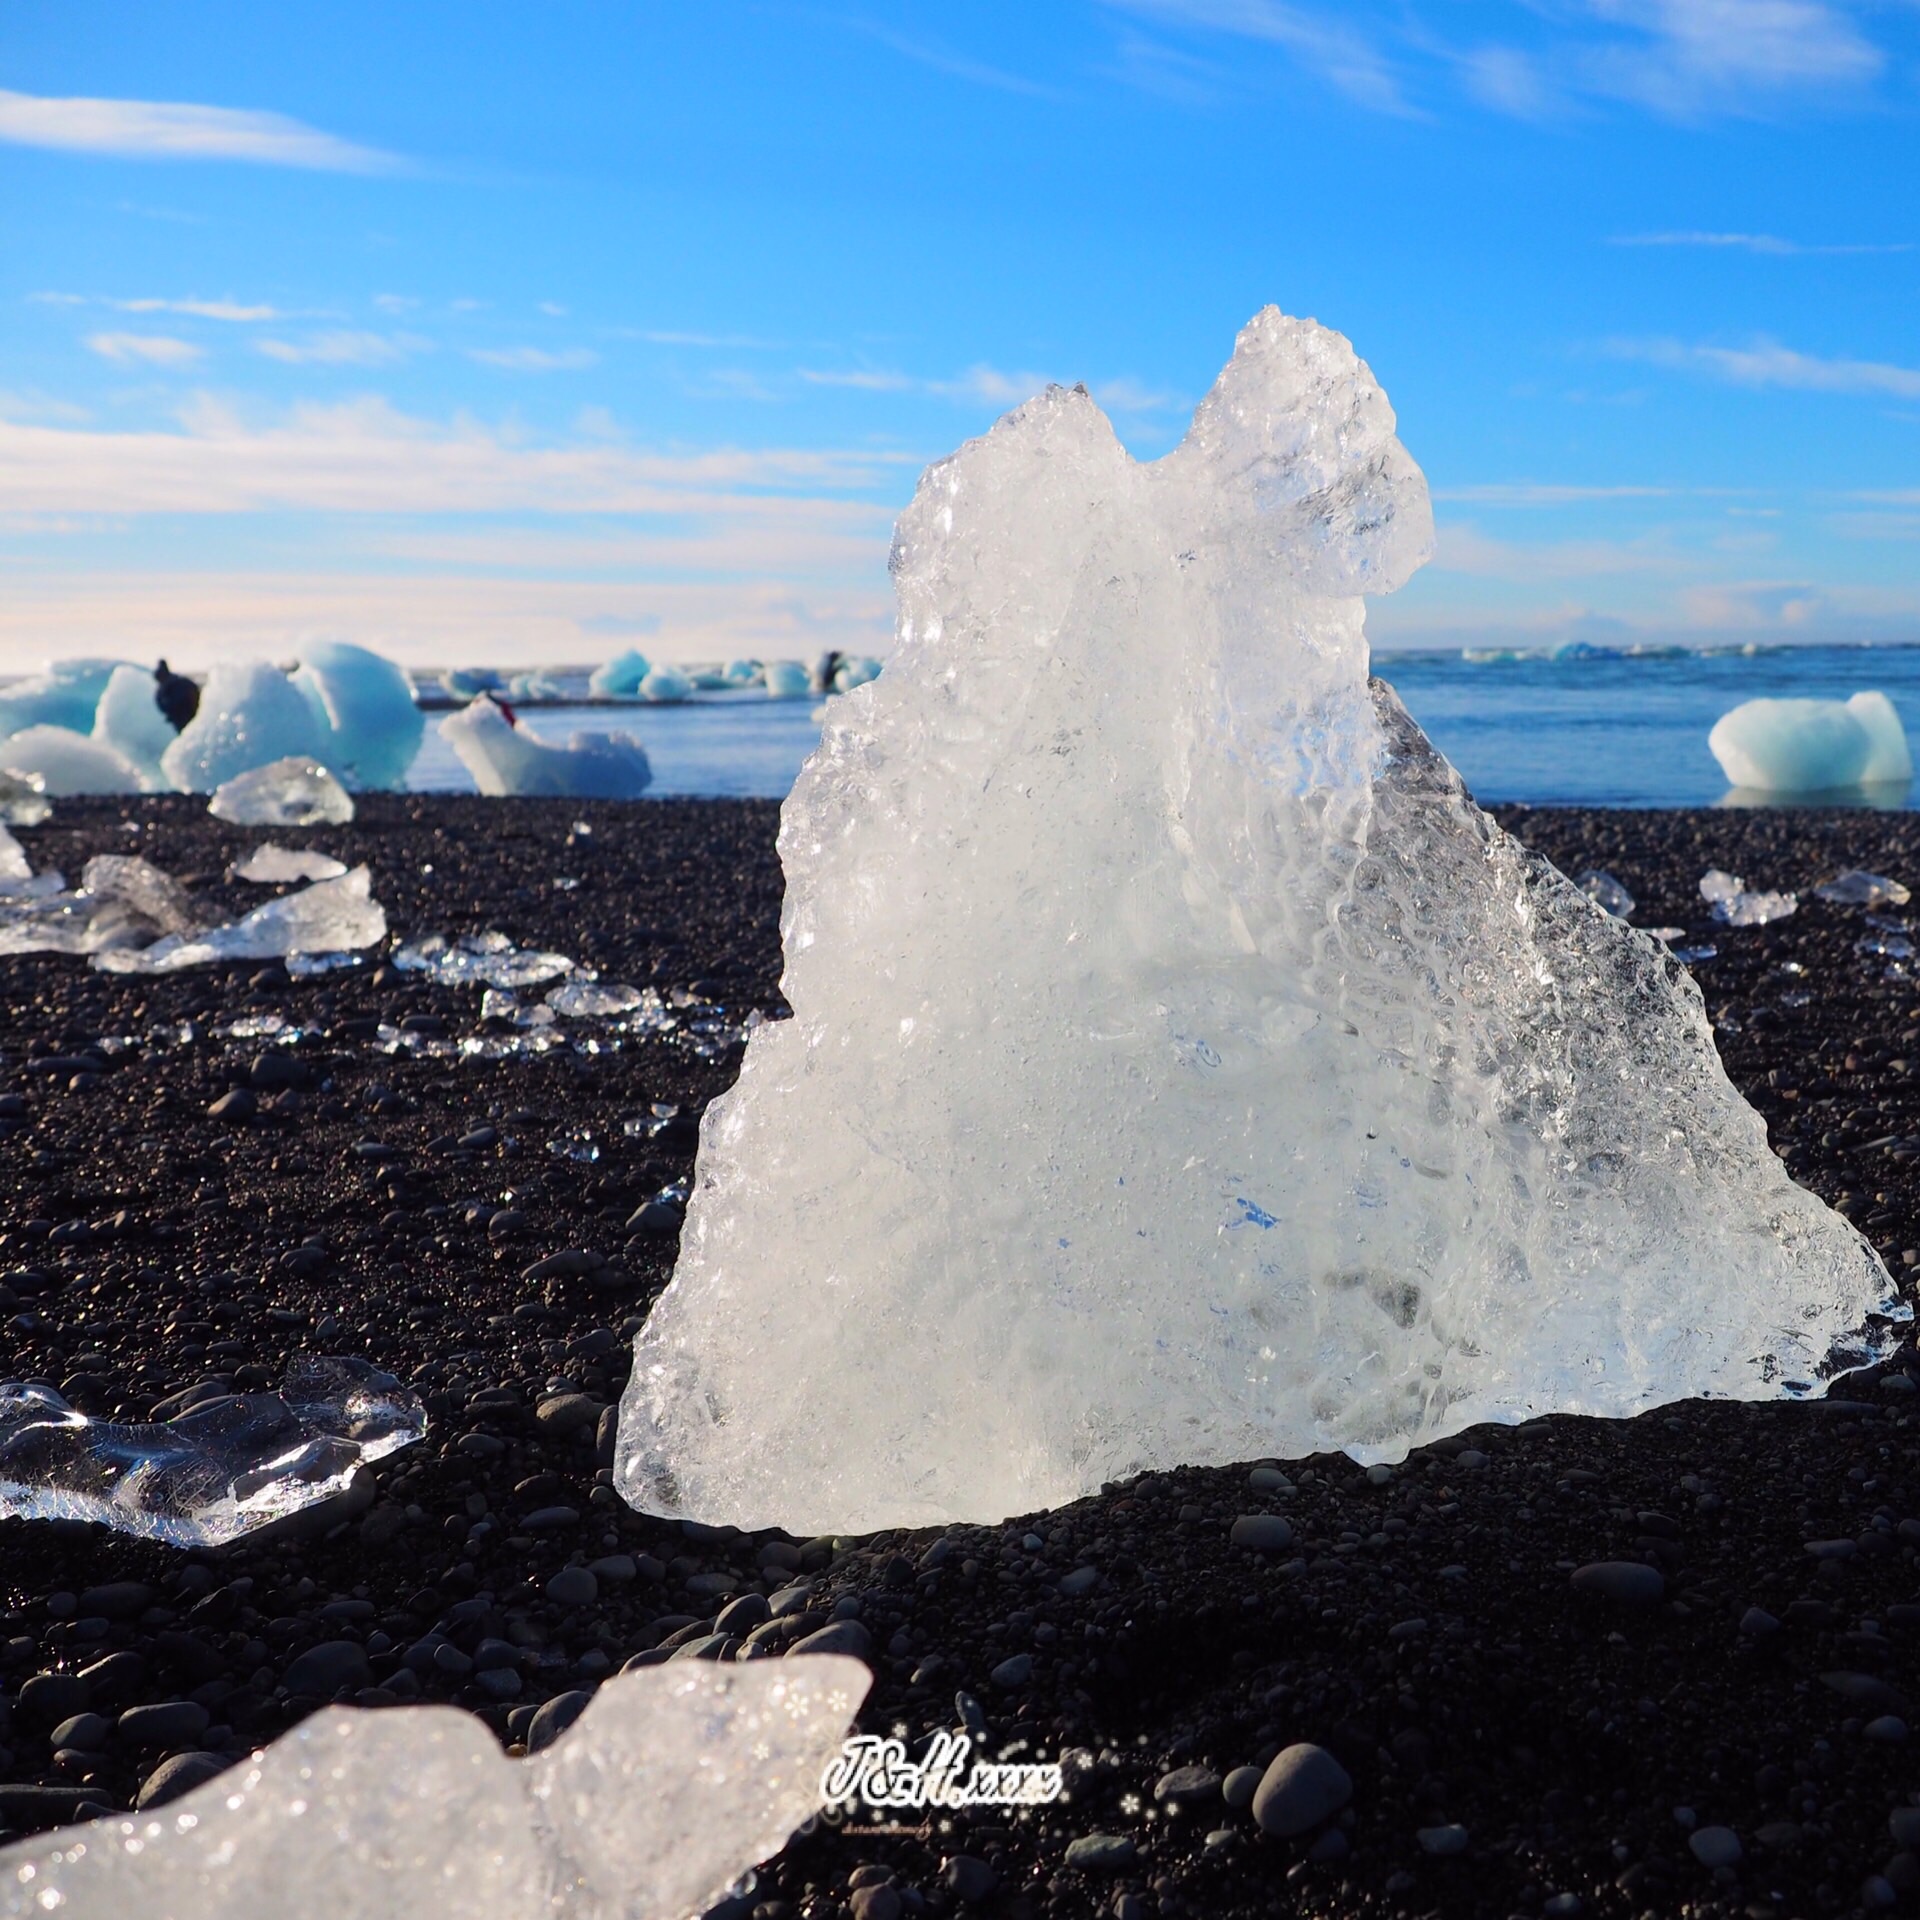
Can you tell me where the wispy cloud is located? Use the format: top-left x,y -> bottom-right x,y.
844,20 -> 1059,98
800,361 -> 1182,413
1434,483 -> 1682,506
36,292 -> 288,321
469,345 -> 600,371
633,329 -> 782,350
1611,335 -> 1920,400
1611,230 -> 1911,256
84,331 -> 204,367
0,88 -> 396,171
257,331 -> 422,366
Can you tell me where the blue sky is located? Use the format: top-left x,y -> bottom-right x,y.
1,0 -> 1916,669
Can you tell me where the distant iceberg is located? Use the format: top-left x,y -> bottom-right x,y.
1709,691 -> 1912,796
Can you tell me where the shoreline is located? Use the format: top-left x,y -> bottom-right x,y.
3,795 -> 1919,1918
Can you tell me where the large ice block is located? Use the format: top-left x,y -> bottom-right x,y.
617,308 -> 1897,1536
438,698 -> 652,798
162,661 -> 332,793
95,866 -> 386,973
588,648 -> 652,697
92,665 -> 181,785
0,726 -> 151,795
291,640 -> 425,791
208,757 -> 356,826
0,659 -> 128,736
1709,691 -> 1914,794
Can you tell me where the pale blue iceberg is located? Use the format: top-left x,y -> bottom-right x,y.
291,640 -> 424,791
439,698 -> 652,798
588,648 -> 652,697
0,659 -> 130,736
92,665 -> 179,786
162,661 -> 332,793
0,726 -> 151,796
1709,691 -> 1912,795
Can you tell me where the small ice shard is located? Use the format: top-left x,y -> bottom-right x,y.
0,1357 -> 422,1546
1700,868 -> 1797,927
0,1658 -> 868,1920
291,640 -> 425,791
1574,869 -> 1634,917
588,648 -> 653,697
208,756 -> 356,826
231,842 -> 350,884
0,725 -> 151,795
763,659 -> 812,699
1815,869 -> 1911,909
161,659 -> 334,793
438,698 -> 653,798
545,978 -> 649,1018
1709,691 -> 1913,794
92,664 -> 180,785
617,308 -> 1896,1537
394,929 -> 574,989
639,663 -> 694,703
0,658 -> 129,736
81,855 -> 204,937
94,867 -> 386,974
0,768 -> 51,826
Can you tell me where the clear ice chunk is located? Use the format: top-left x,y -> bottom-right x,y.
231,842 -> 350,884
290,640 -> 425,792
1573,869 -> 1634,917
161,660 -> 333,793
394,930 -> 575,989
438,698 -> 653,798
0,769 -> 51,826
0,1657 -> 868,1920
0,725 -> 151,795
95,867 -> 387,974
208,756 -> 356,826
0,1357 -> 423,1546
1710,691 -> 1913,794
616,308 -> 1898,1537
1815,869 -> 1911,909
545,978 -> 649,1018
1700,868 -> 1797,926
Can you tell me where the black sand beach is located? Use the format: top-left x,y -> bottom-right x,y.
5,795 -> 1920,1920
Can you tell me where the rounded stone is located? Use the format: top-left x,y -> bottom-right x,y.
1064,1834 -> 1136,1870
1418,1823 -> 1470,1855
1222,1764 -> 1263,1810
1569,1561 -> 1665,1607
282,1640 -> 374,1696
527,1690 -> 592,1753
943,1855 -> 996,1903
788,1620 -> 874,1660
136,1750 -> 230,1809
1229,1514 -> 1294,1554
545,1566 -> 599,1608
1688,1826 -> 1743,1869
117,1700 -> 212,1749
1252,1743 -> 1353,1838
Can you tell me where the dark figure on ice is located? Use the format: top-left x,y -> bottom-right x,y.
153,659 -> 200,733
811,648 -> 844,695
484,688 -> 519,727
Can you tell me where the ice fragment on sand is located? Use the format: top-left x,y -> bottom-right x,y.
162,659 -> 332,792
617,307 -> 1896,1537
438,697 -> 653,798
589,648 -> 653,697
0,1357 -> 422,1546
0,726 -> 150,795
0,1657 -> 866,1920
395,930 -> 575,989
1816,869 -> 1911,909
92,665 -> 180,786
95,867 -> 387,973
208,756 -> 355,826
546,978 -> 649,1018
0,769 -> 50,826
231,842 -> 350,884
1700,868 -> 1797,927
1573,869 -> 1634,917
1710,691 -> 1913,794
290,640 -> 425,791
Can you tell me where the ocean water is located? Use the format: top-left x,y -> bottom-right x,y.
400,644 -> 1920,808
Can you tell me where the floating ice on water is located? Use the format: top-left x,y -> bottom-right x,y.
0,1357 -> 421,1546
208,756 -> 355,826
763,659 -> 812,699
96,867 -> 387,974
291,640 -> 425,791
507,668 -> 566,703
0,658 -> 129,736
639,664 -> 694,703
394,930 -> 575,989
92,665 -> 180,785
162,661 -> 331,793
441,665 -> 507,699
723,658 -> 764,686
0,769 -> 50,826
0,725 -> 151,795
1709,691 -> 1913,795
438,698 -> 653,798
0,1657 -> 868,1920
1816,869 -> 1911,909
617,308 -> 1897,1536
231,842 -> 350,884
1700,868 -> 1798,927
1574,869 -> 1634,917
588,648 -> 653,697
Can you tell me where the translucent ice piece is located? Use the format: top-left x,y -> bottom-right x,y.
0,823 -> 29,889
545,978 -> 649,1018
0,1357 -> 423,1546
393,930 -> 575,989
0,1658 -> 868,1920
81,854 -> 204,937
763,659 -> 811,699
92,665 -> 179,785
162,660 -> 332,793
0,769 -> 51,826
617,308 -> 1897,1537
1709,690 -> 1913,794
1574,869 -> 1634,917
231,843 -> 349,884
291,640 -> 425,791
1815,869 -> 1911,909
0,725 -> 150,795
95,867 -> 386,974
208,756 -> 355,826
0,658 -> 129,736
588,648 -> 652,697
1701,868 -> 1797,927
438,699 -> 654,799
834,654 -> 883,692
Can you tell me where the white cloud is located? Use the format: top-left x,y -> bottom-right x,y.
468,345 -> 600,371
36,292 -> 288,320
1611,335 -> 1920,399
257,331 -> 422,366
800,362 -> 1181,413
0,87 -> 394,171
1611,231 -> 1911,255
84,331 -> 204,367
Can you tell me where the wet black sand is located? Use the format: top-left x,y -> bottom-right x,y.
6,796 -> 1920,1920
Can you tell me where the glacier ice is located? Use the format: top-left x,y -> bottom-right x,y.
1700,868 -> 1797,927
639,663 -> 694,703
834,654 -> 883,693
92,665 -> 180,786
0,770 -> 51,827
763,659 -> 812,699
162,661 -> 332,793
588,648 -> 652,697
95,866 -> 386,974
208,757 -> 356,827
441,665 -> 508,699
0,726 -> 150,796
1709,691 -> 1913,795
0,1658 -> 867,1920
1816,869 -> 1910,909
0,824 -> 29,889
616,308 -> 1898,1537
291,640 -> 425,791
0,1357 -> 422,1546
0,659 -> 128,736
508,669 -> 566,702
231,842 -> 349,884
393,930 -> 574,989
1573,869 -> 1634,918
438,698 -> 653,798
